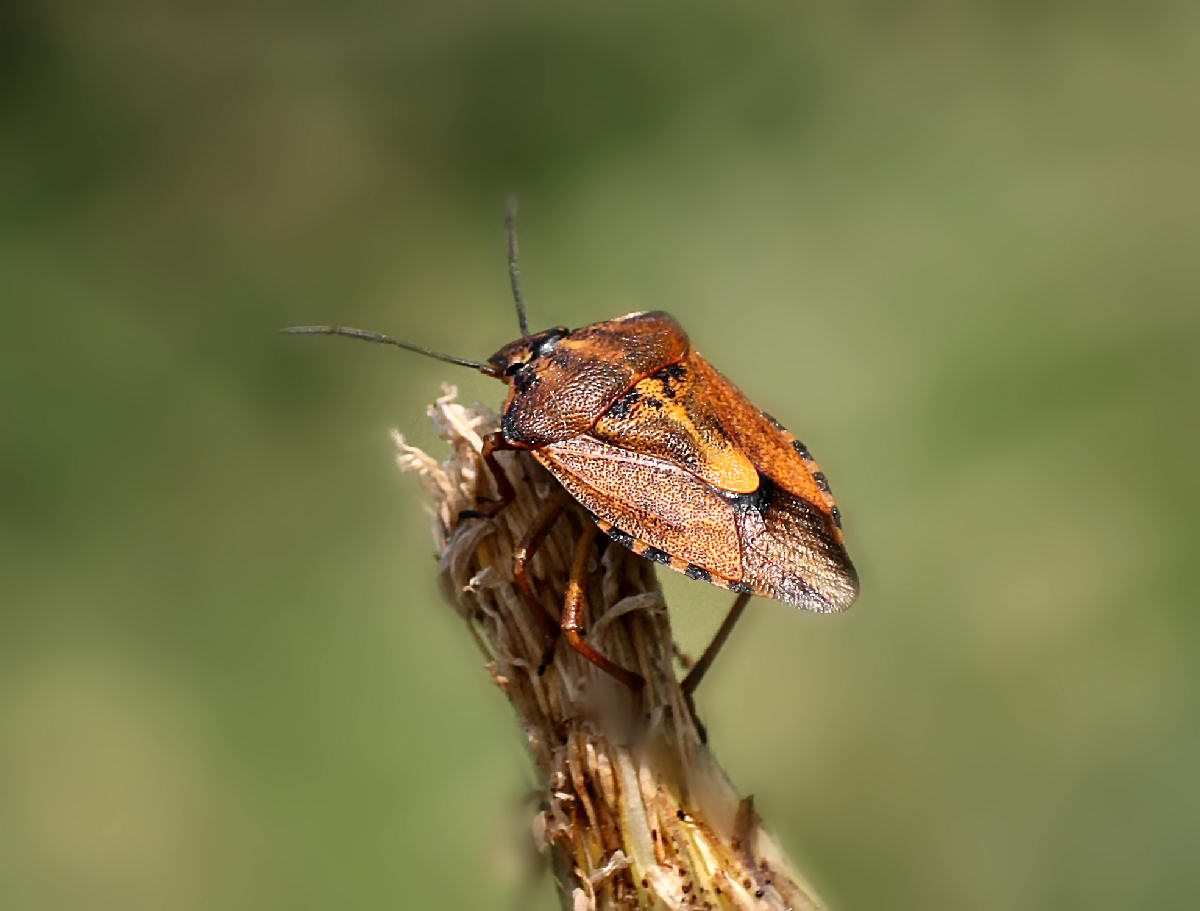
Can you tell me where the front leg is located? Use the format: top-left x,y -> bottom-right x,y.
509,497 -> 567,670
459,431 -> 518,520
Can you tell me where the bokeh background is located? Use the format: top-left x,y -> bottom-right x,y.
4,2 -> 1198,909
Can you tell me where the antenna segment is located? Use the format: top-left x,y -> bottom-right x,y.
279,325 -> 499,377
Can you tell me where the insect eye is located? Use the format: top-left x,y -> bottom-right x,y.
533,335 -> 561,358
504,361 -> 525,377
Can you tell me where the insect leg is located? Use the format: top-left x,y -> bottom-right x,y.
459,431 -> 517,520
511,498 -> 568,666
681,592 -> 752,698
560,523 -> 645,693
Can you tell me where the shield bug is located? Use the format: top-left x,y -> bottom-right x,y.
284,200 -> 858,695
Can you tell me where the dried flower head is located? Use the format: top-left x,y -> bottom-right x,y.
395,388 -> 826,911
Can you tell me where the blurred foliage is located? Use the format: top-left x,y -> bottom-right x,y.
2,1 -> 1198,909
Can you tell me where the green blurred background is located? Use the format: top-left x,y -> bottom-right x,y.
3,1 -> 1198,909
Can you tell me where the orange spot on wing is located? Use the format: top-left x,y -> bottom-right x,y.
703,447 -> 760,494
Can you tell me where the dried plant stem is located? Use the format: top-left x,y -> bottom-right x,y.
395,389 -> 827,911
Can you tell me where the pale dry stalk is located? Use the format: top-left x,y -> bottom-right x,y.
394,388 -> 827,911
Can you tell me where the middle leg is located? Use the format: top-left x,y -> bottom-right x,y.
559,523 -> 645,693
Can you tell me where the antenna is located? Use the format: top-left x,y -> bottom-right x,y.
280,325 -> 499,377
506,195 -> 529,337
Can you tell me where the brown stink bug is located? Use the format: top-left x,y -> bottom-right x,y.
284,200 -> 858,696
